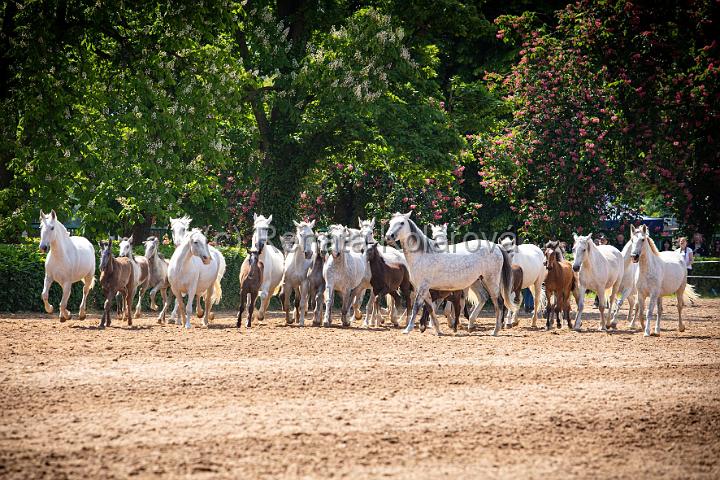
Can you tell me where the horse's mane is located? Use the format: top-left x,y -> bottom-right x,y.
406,217 -> 440,253
645,235 -> 660,257
145,236 -> 165,260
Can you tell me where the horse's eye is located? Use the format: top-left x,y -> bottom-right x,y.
400,222 -> 404,226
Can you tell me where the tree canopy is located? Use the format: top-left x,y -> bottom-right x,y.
1,0 -> 718,243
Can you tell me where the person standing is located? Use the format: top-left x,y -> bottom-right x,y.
690,232 -> 707,257
662,239 -> 672,251
614,232 -> 626,250
676,237 -> 694,277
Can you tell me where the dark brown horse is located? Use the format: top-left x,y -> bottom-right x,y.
98,239 -> 135,328
420,289 -> 468,333
365,242 -> 412,327
543,241 -> 576,329
237,249 -> 263,328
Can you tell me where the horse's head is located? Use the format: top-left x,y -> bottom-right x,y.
39,209 -> 59,253
188,229 -> 212,265
328,224 -> 349,258
252,213 -> 273,253
365,242 -> 380,262
99,239 -> 112,272
247,248 -> 260,278
430,223 -> 448,244
630,225 -> 648,263
294,219 -> 316,259
144,236 -> 159,259
385,212 -> 413,244
317,233 -> 330,259
571,233 -> 593,272
543,240 -> 561,269
359,217 -> 376,243
170,216 -> 192,246
118,236 -> 134,258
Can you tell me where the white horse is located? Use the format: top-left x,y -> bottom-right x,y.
282,220 -> 316,326
251,214 -> 285,321
39,210 -> 96,321
323,225 -> 371,327
167,229 -> 221,328
169,216 -> 226,320
385,212 -> 517,336
499,237 -> 547,328
609,236 -> 639,328
571,233 -> 624,331
630,225 -> 699,336
118,235 -> 150,318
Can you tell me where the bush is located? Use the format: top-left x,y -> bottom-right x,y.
0,241 -> 250,313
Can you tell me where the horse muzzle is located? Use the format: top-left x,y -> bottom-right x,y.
201,256 -> 211,265
39,244 -> 48,253
572,265 -> 580,272
305,251 -> 313,260
631,254 -> 639,263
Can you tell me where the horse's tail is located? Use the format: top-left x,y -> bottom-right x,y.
86,275 -> 96,291
683,283 -> 700,305
499,247 -> 520,311
211,252 -> 226,305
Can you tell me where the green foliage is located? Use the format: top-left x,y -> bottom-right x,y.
0,241 -> 248,313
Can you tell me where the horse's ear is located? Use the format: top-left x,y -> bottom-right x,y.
443,223 -> 448,229
128,235 -> 134,245
293,220 -> 300,228
308,219 -> 316,228
267,214 -> 273,223
39,209 -> 45,221
108,238 -> 113,248
358,217 -> 363,227
50,209 -> 57,220
641,224 -> 648,234
403,211 -> 412,218
253,213 -> 258,222
573,233 -> 579,241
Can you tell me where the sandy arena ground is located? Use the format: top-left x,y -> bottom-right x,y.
1,298 -> 719,479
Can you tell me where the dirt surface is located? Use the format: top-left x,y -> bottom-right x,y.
1,298 -> 719,479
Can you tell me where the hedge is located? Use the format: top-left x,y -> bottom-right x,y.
0,240 -> 253,313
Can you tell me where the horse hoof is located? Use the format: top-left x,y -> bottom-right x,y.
644,332 -> 651,337
209,313 -> 215,321
678,325 -> 685,332
78,312 -> 86,320
491,329 -> 499,337
354,312 -> 362,320
45,304 -> 54,314
150,304 -> 158,311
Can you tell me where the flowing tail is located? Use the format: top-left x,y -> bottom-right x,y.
211,251 -> 226,305
683,284 -> 700,305
85,275 -> 96,291
533,284 -> 547,313
499,247 -> 521,312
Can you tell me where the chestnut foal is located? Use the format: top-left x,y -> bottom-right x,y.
98,239 -> 135,328
237,249 -> 263,328
543,241 -> 576,330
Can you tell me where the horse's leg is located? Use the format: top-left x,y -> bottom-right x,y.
654,296 -> 663,336
78,274 -> 93,320
196,294 -> 204,318
202,286 -> 213,327
174,290 -> 187,329
237,288 -> 247,328
148,283 -> 159,311
644,293 -> 657,337
597,289 -> 608,332
545,292 -> 552,330
247,292 -> 256,328
573,287 -> 587,331
41,274 -> 54,314
627,293 -> 638,329
283,283 -> 292,324
323,284 -> 333,327
58,281 -> 73,322
340,290 -> 353,328
350,288 -> 365,321
101,296 -> 110,328
468,285 -> 487,331
134,284 -> 145,318
404,283 -> 428,335
298,282 -> 308,327
184,286 -> 196,329
312,288 -> 323,326
363,290 -> 376,328
676,287 -> 685,332
124,286 -> 134,327
488,288 -> 504,337
531,281 -> 542,328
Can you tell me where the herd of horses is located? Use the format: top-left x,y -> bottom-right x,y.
37,209 -> 699,337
